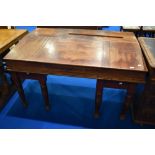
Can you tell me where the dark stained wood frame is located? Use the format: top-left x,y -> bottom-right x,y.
6,60 -> 145,119
0,29 -> 28,109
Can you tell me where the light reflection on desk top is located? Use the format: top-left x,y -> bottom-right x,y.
4,28 -> 147,72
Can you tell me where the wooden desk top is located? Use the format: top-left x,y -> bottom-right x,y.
4,28 -> 147,82
138,37 -> 155,69
0,29 -> 28,55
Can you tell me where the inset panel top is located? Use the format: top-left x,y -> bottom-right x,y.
4,28 -> 147,72
139,37 -> 155,69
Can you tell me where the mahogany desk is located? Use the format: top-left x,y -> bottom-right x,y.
135,37 -> 155,125
0,29 -> 28,109
4,28 -> 147,119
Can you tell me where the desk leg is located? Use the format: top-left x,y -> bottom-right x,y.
0,60 -> 9,95
120,83 -> 135,120
94,79 -> 103,118
38,75 -> 50,111
12,72 -> 28,107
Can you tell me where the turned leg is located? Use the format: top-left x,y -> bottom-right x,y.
38,75 -> 50,111
11,72 -> 28,107
94,79 -> 103,118
120,83 -> 136,120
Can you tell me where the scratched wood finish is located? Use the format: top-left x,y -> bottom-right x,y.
4,28 -> 147,118
134,37 -> 155,125
0,29 -> 28,109
138,37 -> 155,78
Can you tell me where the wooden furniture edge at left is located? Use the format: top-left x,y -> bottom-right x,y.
0,29 -> 28,110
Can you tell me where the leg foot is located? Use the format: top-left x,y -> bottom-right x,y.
0,60 -> 9,95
